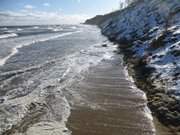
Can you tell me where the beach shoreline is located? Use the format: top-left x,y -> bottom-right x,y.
66,56 -> 155,135
84,0 -> 180,132
118,48 -> 180,135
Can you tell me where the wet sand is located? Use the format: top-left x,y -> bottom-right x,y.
66,57 -> 155,135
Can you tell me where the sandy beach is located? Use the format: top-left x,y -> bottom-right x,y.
66,56 -> 155,135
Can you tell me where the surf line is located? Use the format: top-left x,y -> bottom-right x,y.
0,31 -> 82,66
0,33 -> 18,39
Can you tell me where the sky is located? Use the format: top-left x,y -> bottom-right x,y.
0,0 -> 122,25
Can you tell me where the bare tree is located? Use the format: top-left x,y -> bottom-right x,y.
119,0 -> 137,9
119,1 -> 124,9
126,0 -> 137,5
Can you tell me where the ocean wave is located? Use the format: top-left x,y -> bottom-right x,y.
71,26 -> 77,29
33,26 -> 39,29
17,28 -> 23,31
0,33 -> 18,39
0,28 -> 118,135
0,27 -> 8,31
52,28 -> 63,32
0,31 -> 81,66
48,27 -> 63,32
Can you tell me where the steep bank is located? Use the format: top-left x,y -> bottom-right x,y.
85,0 -> 180,132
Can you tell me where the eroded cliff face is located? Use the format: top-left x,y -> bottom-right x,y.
88,0 -> 180,128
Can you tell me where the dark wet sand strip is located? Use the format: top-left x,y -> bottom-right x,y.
67,58 -> 155,135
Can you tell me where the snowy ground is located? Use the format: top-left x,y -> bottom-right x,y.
100,0 -> 180,100
94,0 -> 180,127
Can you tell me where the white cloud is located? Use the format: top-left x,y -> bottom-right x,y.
43,3 -> 50,7
0,10 -> 90,26
24,5 -> 35,10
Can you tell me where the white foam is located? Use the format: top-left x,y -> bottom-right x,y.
0,33 -> 18,39
123,65 -> 155,122
17,28 -> 23,31
48,27 -> 63,32
25,121 -> 71,135
0,46 -> 18,66
33,26 -> 39,29
71,26 -> 77,29
2,27 -> 8,30
0,31 -> 81,66
52,28 -> 63,32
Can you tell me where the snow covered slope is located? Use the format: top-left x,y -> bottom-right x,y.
87,0 -> 180,127
100,0 -> 180,98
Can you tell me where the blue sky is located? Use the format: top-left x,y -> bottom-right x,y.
0,0 -> 120,15
0,0 -> 121,25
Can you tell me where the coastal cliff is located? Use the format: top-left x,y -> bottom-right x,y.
85,0 -> 180,132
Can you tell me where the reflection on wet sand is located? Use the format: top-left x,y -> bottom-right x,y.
67,57 -> 155,135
